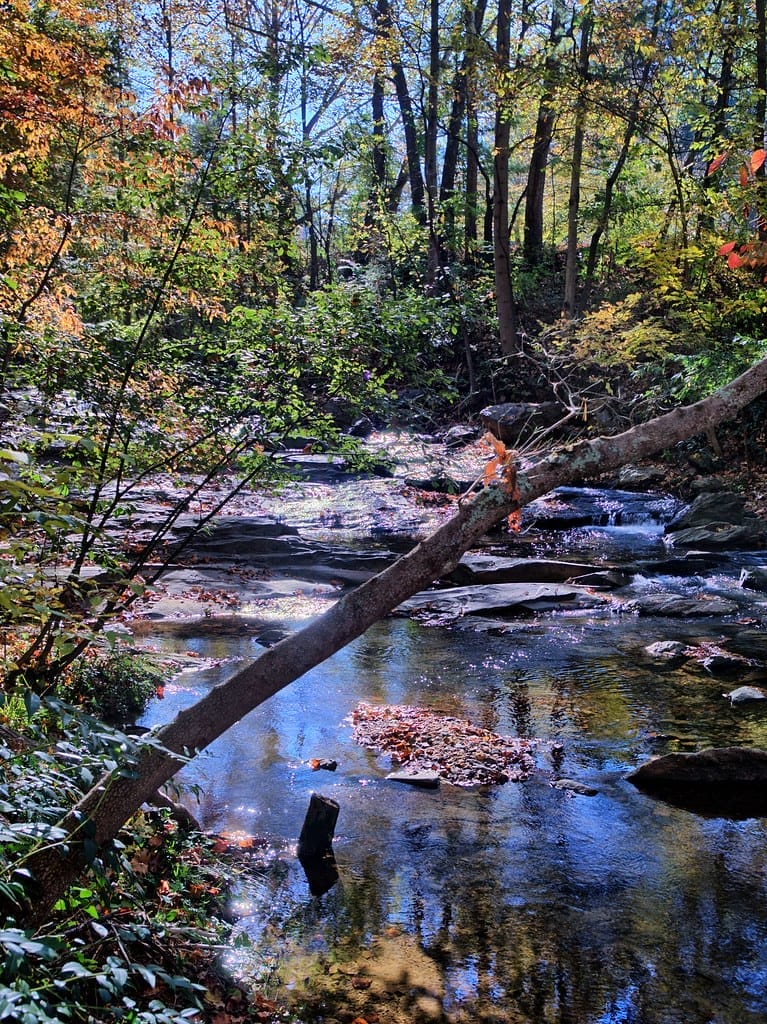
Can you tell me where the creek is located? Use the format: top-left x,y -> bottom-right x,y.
133,433 -> 767,1024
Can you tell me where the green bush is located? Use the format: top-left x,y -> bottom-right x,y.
65,651 -> 164,723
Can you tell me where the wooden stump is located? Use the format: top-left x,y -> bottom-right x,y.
297,792 -> 339,861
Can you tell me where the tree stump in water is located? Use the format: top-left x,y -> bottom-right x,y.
297,792 -> 339,860
298,793 -> 340,896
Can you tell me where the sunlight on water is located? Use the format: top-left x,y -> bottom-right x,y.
136,485 -> 767,1024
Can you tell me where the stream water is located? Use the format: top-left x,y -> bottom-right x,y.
136,448 -> 767,1024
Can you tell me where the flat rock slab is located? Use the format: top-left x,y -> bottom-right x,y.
551,778 -> 599,796
447,555 -> 602,586
627,594 -> 740,617
398,582 -> 609,619
386,768 -> 441,788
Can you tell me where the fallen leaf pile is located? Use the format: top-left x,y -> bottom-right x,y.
351,701 -> 536,786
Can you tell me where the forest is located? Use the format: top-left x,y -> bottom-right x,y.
3,0 -> 767,1020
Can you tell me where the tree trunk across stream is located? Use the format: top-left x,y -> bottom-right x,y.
105,428 -> 767,1024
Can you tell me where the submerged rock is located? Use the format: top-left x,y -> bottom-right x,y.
551,778 -> 599,796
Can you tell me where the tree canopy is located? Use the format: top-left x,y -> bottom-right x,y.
3,0 -> 767,1019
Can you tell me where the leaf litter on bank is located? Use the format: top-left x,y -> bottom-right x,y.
351,702 -> 536,786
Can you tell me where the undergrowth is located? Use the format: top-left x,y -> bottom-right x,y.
0,711 -> 286,1023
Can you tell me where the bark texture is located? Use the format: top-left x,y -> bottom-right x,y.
22,353 -> 767,920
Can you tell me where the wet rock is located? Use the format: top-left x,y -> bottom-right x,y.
447,555 -> 602,586
524,486 -> 681,531
399,582 -> 609,619
666,491 -> 747,530
628,746 -> 767,786
631,744 -> 767,816
405,474 -> 469,494
171,518 -> 310,559
665,522 -> 767,550
442,424 -> 478,448
614,464 -> 666,489
627,594 -> 739,617
634,553 -> 729,577
551,778 -> 599,796
665,492 -> 767,549
386,768 -> 441,788
567,569 -> 630,589
276,451 -> 392,481
479,401 -> 565,445
724,686 -> 767,704
644,640 -> 688,663
740,566 -> 767,592
347,416 -> 375,438
701,651 -> 754,676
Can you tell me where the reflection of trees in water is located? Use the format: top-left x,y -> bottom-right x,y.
321,796 -> 766,1021
211,616 -> 767,1020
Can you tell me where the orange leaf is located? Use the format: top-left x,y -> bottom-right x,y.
707,152 -> 728,175
751,149 -> 767,173
507,509 -> 522,533
481,431 -> 507,457
739,164 -> 749,187
718,241 -> 737,255
727,251 -> 745,269
482,458 -> 500,486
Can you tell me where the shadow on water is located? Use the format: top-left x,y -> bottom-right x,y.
136,496 -> 767,1024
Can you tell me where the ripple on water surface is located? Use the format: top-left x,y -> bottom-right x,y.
139,607 -> 767,1023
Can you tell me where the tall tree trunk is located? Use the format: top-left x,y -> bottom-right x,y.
365,70 -> 388,237
756,0 -> 767,240
375,0 -> 426,223
425,0 -> 442,281
582,0 -> 664,304
441,0 -> 488,265
563,6 -> 591,318
523,0 -> 564,267
493,0 -> 517,354
20,353 -> 767,924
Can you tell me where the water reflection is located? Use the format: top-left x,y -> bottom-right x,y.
137,607 -> 767,1022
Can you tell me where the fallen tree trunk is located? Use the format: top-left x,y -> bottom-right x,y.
21,355 -> 767,920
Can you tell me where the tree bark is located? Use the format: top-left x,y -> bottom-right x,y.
493,0 -> 517,353
563,5 -> 591,318
21,352 -> 767,922
523,0 -> 564,266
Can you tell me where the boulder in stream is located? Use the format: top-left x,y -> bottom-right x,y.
628,746 -> 767,818
644,640 -> 688,664
740,566 -> 767,593
480,401 -> 565,444
724,686 -> 767,705
664,491 -> 767,549
447,555 -> 605,586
